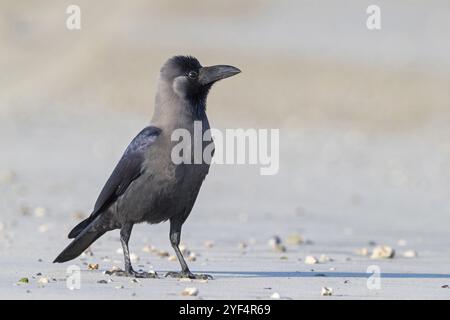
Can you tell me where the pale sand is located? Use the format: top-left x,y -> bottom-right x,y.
1,109 -> 450,299
1,0 -> 450,300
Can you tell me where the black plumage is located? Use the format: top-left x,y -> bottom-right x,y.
54,56 -> 241,279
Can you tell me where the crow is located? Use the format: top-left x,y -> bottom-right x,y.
54,55 -> 241,279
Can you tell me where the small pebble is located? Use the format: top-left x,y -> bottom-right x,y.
157,250 -> 169,257
204,240 -> 214,248
371,246 -> 395,259
20,206 -> 31,216
321,287 -> 333,296
187,252 -> 197,262
18,277 -> 29,284
181,287 -> 199,296
238,242 -> 248,250
104,267 -> 120,275
304,256 -> 318,264
286,234 -> 304,245
268,236 -> 282,248
273,244 -> 286,253
267,236 -> 286,252
88,263 -> 99,270
82,249 -> 94,257
97,280 -> 108,284
115,285 -> 124,289
319,254 -> 333,263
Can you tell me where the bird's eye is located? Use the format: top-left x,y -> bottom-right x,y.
188,71 -> 198,79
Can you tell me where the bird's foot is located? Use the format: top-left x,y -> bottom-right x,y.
165,271 -> 213,280
106,268 -> 158,278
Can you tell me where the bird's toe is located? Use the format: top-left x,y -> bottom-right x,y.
132,271 -> 158,279
165,271 -> 213,280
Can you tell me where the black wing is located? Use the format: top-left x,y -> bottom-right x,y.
67,126 -> 161,238
93,126 -> 161,215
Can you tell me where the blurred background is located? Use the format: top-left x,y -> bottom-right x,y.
1,0 -> 450,262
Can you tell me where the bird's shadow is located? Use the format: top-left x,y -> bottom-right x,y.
201,271 -> 450,279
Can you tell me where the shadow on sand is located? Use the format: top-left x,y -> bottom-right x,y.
204,271 -> 450,279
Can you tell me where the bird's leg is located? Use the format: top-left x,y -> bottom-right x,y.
120,223 -> 134,273
109,223 -> 157,278
165,219 -> 213,280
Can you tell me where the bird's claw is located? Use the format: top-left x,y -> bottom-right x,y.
106,268 -> 158,278
165,271 -> 213,280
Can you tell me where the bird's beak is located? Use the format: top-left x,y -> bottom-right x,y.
199,65 -> 241,85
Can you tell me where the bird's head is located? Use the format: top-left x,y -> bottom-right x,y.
159,55 -> 241,104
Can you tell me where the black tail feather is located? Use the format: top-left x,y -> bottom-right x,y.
54,227 -> 105,263
68,216 -> 95,239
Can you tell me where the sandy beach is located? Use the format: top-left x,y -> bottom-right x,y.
1,0 -> 450,299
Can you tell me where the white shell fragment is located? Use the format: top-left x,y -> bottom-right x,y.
270,292 -> 281,299
34,207 -> 47,218
304,256 -> 319,264
38,277 -> 49,284
403,250 -> 418,258
370,246 -> 395,259
319,254 -> 333,263
38,224 -> 49,233
142,245 -> 153,253
181,287 -> 199,296
321,287 -> 333,296
130,253 -> 139,263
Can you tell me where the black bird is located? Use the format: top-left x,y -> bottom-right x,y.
54,56 -> 241,279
